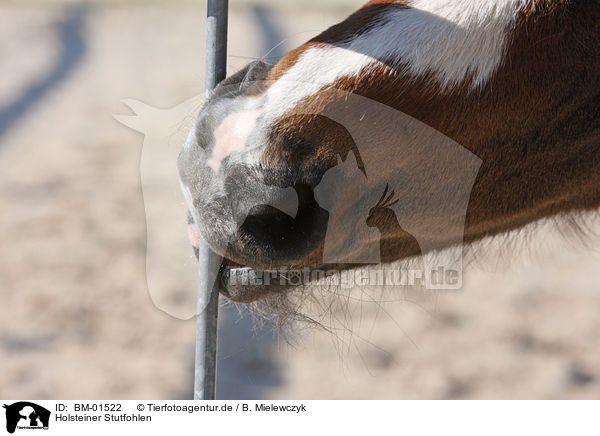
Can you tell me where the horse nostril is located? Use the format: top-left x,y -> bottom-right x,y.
239,184 -> 329,260
242,205 -> 297,248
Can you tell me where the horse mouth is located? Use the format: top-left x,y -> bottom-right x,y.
189,223 -> 298,302
217,257 -> 290,303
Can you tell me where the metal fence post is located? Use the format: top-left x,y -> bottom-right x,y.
194,0 -> 228,401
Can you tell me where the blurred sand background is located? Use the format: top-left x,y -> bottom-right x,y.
1,0 -> 600,399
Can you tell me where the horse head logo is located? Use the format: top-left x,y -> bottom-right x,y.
3,402 -> 50,434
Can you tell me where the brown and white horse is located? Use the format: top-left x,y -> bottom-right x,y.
178,0 -> 600,302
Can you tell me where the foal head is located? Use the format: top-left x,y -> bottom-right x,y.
178,0 -> 600,302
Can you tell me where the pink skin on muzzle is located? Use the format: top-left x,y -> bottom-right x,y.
187,223 -> 201,249
207,108 -> 264,172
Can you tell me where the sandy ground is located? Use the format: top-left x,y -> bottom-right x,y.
1,0 -> 600,400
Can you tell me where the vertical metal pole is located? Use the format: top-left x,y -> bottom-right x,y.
204,0 -> 229,98
194,0 -> 228,401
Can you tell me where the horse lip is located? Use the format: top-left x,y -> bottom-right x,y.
220,257 -> 244,269
217,263 -> 289,302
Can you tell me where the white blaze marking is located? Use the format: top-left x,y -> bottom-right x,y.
262,0 -> 527,123
263,48 -> 379,122
366,0 -> 527,88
